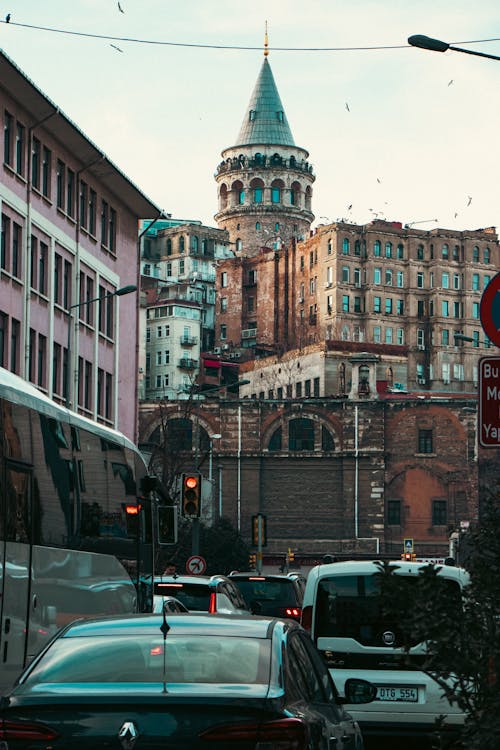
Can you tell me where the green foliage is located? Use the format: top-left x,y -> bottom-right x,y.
375,501 -> 500,750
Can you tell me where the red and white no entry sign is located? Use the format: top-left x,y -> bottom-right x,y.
186,555 -> 206,575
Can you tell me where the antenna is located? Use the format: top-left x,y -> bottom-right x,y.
264,21 -> 269,57
404,219 -> 438,228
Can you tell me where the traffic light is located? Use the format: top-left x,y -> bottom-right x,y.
251,513 -> 267,547
125,502 -> 141,538
288,548 -> 295,563
249,553 -> 257,569
181,472 -> 201,517
401,552 -> 417,561
157,505 -> 177,545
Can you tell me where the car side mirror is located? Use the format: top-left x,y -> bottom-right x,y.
342,678 -> 377,704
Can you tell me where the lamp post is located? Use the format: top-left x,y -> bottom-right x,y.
65,283 -> 137,408
208,433 -> 222,483
408,34 -> 500,62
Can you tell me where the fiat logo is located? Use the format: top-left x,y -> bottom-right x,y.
118,721 -> 139,750
382,630 -> 396,646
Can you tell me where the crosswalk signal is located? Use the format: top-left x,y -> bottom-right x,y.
249,553 -> 257,569
181,473 -> 201,517
125,502 -> 141,538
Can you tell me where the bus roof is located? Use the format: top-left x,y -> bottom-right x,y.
0,366 -> 141,455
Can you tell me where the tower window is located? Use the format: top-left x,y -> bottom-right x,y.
249,110 -> 256,121
277,111 -> 284,121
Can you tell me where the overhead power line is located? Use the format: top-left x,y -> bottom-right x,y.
1,20 -> 500,53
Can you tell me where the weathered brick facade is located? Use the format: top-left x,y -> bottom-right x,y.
139,395 -> 487,559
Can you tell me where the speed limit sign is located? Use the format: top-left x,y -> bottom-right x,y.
186,555 -> 206,575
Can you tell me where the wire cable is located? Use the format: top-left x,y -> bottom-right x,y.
1,20 -> 500,53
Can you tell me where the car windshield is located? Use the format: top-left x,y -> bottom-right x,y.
154,583 -> 211,611
235,579 -> 297,614
22,635 -> 271,685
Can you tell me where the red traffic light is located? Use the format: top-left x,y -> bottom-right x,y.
185,476 -> 198,490
181,473 -> 201,517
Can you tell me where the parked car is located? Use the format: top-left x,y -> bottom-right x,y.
152,595 -> 189,614
0,612 -> 376,749
229,571 -> 306,620
153,574 -> 249,614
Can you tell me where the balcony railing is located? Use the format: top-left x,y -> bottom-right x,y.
178,358 -> 198,370
180,335 -> 197,346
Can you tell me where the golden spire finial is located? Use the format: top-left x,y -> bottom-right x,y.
264,21 -> 269,57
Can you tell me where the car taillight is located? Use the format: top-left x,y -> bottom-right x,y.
279,607 -> 301,621
301,604 -> 312,631
208,591 -> 217,614
200,717 -> 307,748
0,720 -> 59,741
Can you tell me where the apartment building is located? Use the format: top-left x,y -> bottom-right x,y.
0,50 -> 159,440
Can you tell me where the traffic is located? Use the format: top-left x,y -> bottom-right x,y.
0,549 -> 474,750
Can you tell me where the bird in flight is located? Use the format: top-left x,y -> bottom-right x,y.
376,177 -> 381,184
448,79 -> 454,86
467,196 -> 472,206
117,1 -> 125,11
5,13 -> 11,22
345,102 -> 350,112
110,43 -> 123,52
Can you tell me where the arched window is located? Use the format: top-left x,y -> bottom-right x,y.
289,418 -> 315,451
236,238 -> 242,251
179,236 -> 185,253
289,155 -> 296,167
191,236 -> 199,253
219,184 -> 228,210
385,242 -> 392,258
374,240 -> 381,257
255,222 -> 261,230
166,238 -> 172,256
238,189 -> 245,205
342,238 -> 350,255
397,243 -> 404,259
271,185 -> 281,203
269,427 -> 282,452
254,152 -> 263,164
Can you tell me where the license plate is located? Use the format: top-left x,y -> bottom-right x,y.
376,686 -> 418,702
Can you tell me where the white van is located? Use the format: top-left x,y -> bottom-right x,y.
301,559 -> 470,741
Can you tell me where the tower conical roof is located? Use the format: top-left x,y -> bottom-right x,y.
236,58 -> 295,147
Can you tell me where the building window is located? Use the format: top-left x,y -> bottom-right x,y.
342,266 -> 350,283
342,238 -> 350,255
484,247 -> 490,263
442,300 -> 449,317
385,269 -> 393,286
387,500 -> 401,525
397,328 -> 404,345
373,267 -> 381,284
220,324 -> 227,340
4,110 -> 13,166
66,169 -> 75,217
472,302 -> 479,319
220,271 -> 227,288
397,299 -> 404,315
385,242 -> 392,258
373,240 -> 381,257
31,137 -> 41,190
432,500 -> 447,526
373,325 -> 381,343
441,272 -> 449,289
289,418 -> 315,451
56,160 -> 65,209
220,297 -> 228,312
417,272 -> 424,288
385,327 -> 393,344
271,186 -> 280,203
342,295 -> 349,312
42,147 -> 51,198
397,243 -> 404,259
397,270 -> 404,287
442,329 -> 449,345
253,187 -> 263,203
385,298 -> 393,314
442,244 -> 449,260
374,296 -> 381,313
15,122 -> 25,176
418,429 -> 433,453
472,246 -> 479,262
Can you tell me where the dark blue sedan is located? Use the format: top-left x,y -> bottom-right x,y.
0,613 -> 375,749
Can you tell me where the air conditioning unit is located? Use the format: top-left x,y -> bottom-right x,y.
417,377 -> 426,385
242,329 -> 256,339
222,344 -> 230,350
213,347 -> 221,354
232,352 -> 241,359
417,345 -> 425,350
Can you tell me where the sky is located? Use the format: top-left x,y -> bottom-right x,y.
2,0 -> 500,233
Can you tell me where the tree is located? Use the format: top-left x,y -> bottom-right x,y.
376,499 -> 500,750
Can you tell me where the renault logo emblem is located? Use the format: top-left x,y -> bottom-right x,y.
118,721 -> 139,750
382,630 -> 396,646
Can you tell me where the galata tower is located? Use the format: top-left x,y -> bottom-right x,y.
214,36 -> 315,257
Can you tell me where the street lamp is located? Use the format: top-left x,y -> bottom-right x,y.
65,283 -> 137,408
408,35 -> 500,62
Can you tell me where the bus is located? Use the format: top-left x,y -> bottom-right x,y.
301,559 -> 470,742
0,367 -> 155,691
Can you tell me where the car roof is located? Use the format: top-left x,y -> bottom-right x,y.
229,573 -> 300,582
59,612 -> 297,639
306,559 -> 470,585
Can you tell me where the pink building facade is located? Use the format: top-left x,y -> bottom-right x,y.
0,51 -> 160,441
